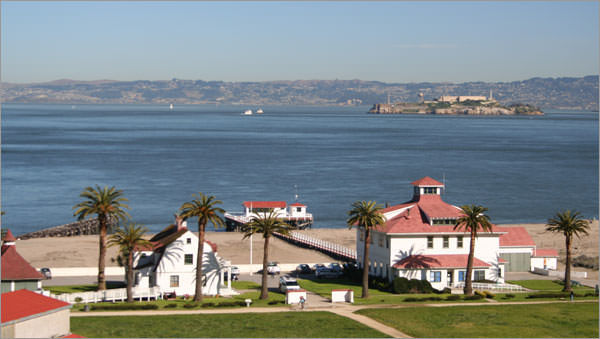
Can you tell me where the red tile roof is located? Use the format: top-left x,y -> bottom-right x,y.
289,202 -> 306,207
495,226 -> 536,247
533,248 -> 559,257
243,201 -> 287,208
393,254 -> 491,269
1,245 -> 44,281
1,289 -> 71,323
414,194 -> 463,219
4,229 -> 16,242
411,176 -> 444,186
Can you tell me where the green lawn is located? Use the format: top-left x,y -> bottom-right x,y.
507,280 -> 594,291
357,302 -> 599,338
231,280 -> 261,290
71,312 -> 390,338
298,278 -> 393,298
43,282 -> 125,295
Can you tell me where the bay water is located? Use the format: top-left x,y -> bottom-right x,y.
2,104 -> 598,235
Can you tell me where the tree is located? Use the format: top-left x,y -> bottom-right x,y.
545,210 -> 590,292
73,185 -> 130,290
347,200 -> 385,298
241,209 -> 294,299
107,223 -> 150,302
179,193 -> 225,302
454,204 -> 493,295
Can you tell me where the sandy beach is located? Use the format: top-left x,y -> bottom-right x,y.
15,221 -> 598,280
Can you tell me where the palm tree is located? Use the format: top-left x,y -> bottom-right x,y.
179,193 -> 225,302
454,204 -> 493,295
73,185 -> 130,290
546,210 -> 590,292
241,209 -> 294,299
108,223 -> 150,303
347,200 -> 385,298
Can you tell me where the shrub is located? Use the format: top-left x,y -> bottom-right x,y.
445,295 -> 461,301
75,297 -> 83,303
183,302 -> 198,308
268,300 -> 284,305
572,255 -> 599,270
403,297 -> 419,302
216,301 -> 246,307
526,292 -> 584,299
502,294 -> 516,299
483,291 -> 495,299
164,303 -> 178,308
464,294 -> 484,300
201,302 -> 215,308
393,277 -> 410,294
419,280 -> 434,294
474,290 -> 486,298
408,279 -> 422,293
90,303 -> 159,311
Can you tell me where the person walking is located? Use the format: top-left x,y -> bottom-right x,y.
299,295 -> 306,310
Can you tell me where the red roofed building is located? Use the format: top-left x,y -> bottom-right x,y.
1,289 -> 75,338
224,200 -> 313,231
1,230 -> 44,293
133,216 -> 236,297
357,177 -> 558,290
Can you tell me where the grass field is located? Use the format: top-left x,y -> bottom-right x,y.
43,282 -> 125,295
71,312 -> 390,338
297,278 -> 393,298
357,302 -> 599,338
507,280 -> 594,291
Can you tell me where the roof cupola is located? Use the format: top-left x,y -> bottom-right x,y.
411,176 -> 444,200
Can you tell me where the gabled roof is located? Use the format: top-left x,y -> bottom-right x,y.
1,289 -> 71,323
393,254 -> 491,269
414,194 -> 463,219
533,248 -> 559,257
1,245 -> 44,281
495,226 -> 536,247
243,201 -> 287,209
4,229 -> 16,242
411,176 -> 444,186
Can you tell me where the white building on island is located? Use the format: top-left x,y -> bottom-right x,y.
133,216 -> 235,297
358,177 -> 558,291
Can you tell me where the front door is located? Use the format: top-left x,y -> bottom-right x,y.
447,270 -> 454,287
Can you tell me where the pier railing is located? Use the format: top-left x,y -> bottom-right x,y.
273,231 -> 357,262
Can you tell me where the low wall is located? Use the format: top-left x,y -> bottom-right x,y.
331,289 -> 354,303
285,289 -> 307,304
532,267 -> 587,278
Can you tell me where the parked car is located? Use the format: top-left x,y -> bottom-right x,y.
311,264 -> 325,271
328,263 -> 342,272
279,276 -> 301,292
295,264 -> 312,275
315,267 -> 343,279
224,266 -> 240,281
342,262 -> 359,271
40,268 -> 51,279
267,262 -> 281,275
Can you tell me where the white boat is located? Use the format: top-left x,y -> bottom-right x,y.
256,108 -> 264,114
243,109 -> 253,115
169,103 -> 174,110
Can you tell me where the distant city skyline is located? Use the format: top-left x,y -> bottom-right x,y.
1,1 -> 598,84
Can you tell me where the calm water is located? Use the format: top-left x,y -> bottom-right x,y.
1,104 -> 598,235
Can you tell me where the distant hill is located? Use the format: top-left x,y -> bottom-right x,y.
1,76 -> 597,111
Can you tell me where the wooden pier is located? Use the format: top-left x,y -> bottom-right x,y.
273,231 -> 357,262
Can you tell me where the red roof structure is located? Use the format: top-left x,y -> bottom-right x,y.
1,233 -> 44,281
289,202 -> 306,207
495,226 -> 536,247
4,229 -> 16,242
411,176 -> 445,186
1,289 -> 71,323
533,248 -> 559,257
393,254 -> 491,269
243,201 -> 287,209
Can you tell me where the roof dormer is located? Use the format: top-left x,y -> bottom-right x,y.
411,176 -> 444,200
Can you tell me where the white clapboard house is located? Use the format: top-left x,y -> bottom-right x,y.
133,217 -> 235,297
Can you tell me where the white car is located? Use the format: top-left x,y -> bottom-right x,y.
279,276 -> 300,292
267,262 -> 281,275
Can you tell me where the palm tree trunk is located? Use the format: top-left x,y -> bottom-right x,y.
464,231 -> 476,295
564,235 -> 572,292
260,235 -> 270,299
126,251 -> 134,303
97,215 -> 107,291
194,222 -> 206,302
362,229 -> 370,298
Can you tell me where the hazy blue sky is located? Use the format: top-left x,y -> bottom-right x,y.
2,1 -> 598,83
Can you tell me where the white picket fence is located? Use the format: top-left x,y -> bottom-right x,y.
51,286 -> 161,304
454,282 -> 529,292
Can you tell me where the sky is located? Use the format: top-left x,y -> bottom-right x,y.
1,1 -> 598,84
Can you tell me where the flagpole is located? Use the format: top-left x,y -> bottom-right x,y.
250,202 -> 253,276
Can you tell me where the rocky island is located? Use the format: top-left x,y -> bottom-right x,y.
369,95 -> 543,115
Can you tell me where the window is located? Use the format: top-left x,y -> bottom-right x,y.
170,275 -> 179,288
186,238 -> 191,244
429,271 -> 441,282
443,236 -> 449,248
474,270 -> 485,281
423,187 -> 438,194
184,254 -> 193,265
458,271 -> 465,282
386,238 -> 390,249
378,234 -> 384,247
457,236 -> 463,248
427,236 -> 434,248
296,207 -> 302,212
498,267 -> 503,278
